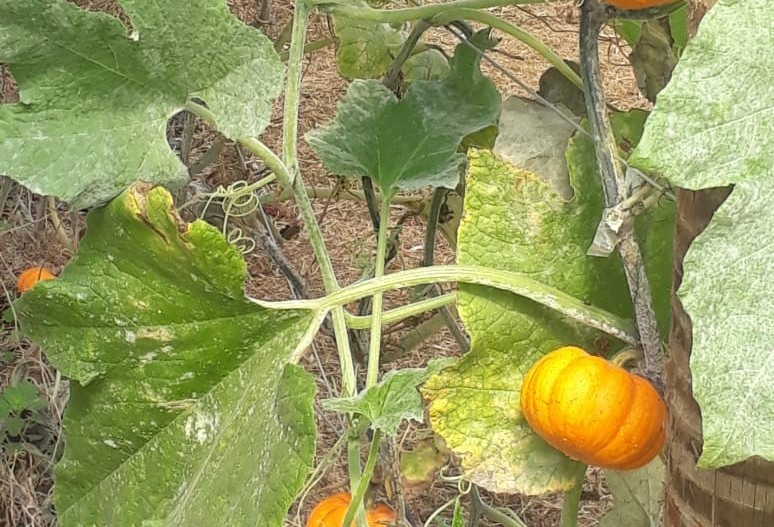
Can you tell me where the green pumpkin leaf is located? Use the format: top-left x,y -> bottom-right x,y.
307,33 -> 501,192
630,0 -> 774,468
0,0 -> 283,208
402,49 -> 450,82
332,4 -> 405,79
14,185 -> 320,526
601,458 -> 665,527
324,359 -> 451,435
422,123 -> 673,494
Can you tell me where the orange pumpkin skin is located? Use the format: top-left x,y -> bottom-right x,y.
307,492 -> 396,527
17,266 -> 56,294
604,0 -> 676,9
520,346 -> 666,470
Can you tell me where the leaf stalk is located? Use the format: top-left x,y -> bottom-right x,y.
345,293 -> 457,329
342,429 -> 382,527
366,194 -> 395,388
259,265 -> 639,345
318,0 -> 543,24
432,8 -> 583,89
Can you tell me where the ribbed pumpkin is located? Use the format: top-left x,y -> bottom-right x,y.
604,0 -> 676,9
520,346 -> 666,470
306,492 -> 396,527
17,266 -> 56,294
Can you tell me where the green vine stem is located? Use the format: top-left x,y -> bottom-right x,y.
342,429 -> 383,527
278,37 -> 335,62
471,485 -> 527,527
283,0 -> 309,181
560,477 -> 583,527
238,137 -> 358,399
260,265 -> 638,345
317,0 -> 543,24
345,292 -> 457,329
366,195 -> 394,388
262,186 -> 427,206
346,429 -> 369,527
432,8 -> 583,89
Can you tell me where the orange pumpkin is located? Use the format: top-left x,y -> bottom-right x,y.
17,266 -> 56,294
604,0 -> 676,9
307,492 -> 396,527
520,346 -> 666,470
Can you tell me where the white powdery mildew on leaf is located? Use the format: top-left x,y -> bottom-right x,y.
14,186 -> 318,526
184,409 -> 220,445
631,0 -> 774,466
0,0 -> 284,208
423,143 -> 672,494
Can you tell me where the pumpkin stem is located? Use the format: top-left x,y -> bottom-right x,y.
609,348 -> 642,369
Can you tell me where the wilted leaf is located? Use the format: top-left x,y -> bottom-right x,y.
308,33 -> 500,192
324,359 -> 451,435
493,96 -> 578,200
629,20 -> 679,102
400,438 -> 447,487
631,0 -> 774,467
15,185 -> 320,526
0,0 -> 284,208
537,61 -> 586,118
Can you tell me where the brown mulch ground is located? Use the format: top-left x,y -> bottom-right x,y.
1,1 -> 696,525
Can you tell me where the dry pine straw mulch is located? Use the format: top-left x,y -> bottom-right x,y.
0,0 -> 656,525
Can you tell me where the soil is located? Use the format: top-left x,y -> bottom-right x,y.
0,1 -> 687,526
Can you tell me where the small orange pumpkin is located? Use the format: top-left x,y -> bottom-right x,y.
17,266 -> 56,294
520,346 -> 666,470
307,492 -> 396,527
604,0 -> 676,9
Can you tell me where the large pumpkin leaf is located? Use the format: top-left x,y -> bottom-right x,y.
630,0 -> 774,467
421,135 -> 673,494
307,32 -> 500,192
0,0 -> 283,208
14,185 -> 320,527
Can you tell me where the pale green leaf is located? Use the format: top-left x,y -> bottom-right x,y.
14,185 -> 319,527
399,438 -> 447,486
0,0 -> 283,208
307,34 -> 500,192
402,49 -> 450,82
631,0 -> 774,467
332,7 -> 404,79
324,359 -> 451,435
600,458 -> 665,527
422,133 -> 673,494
